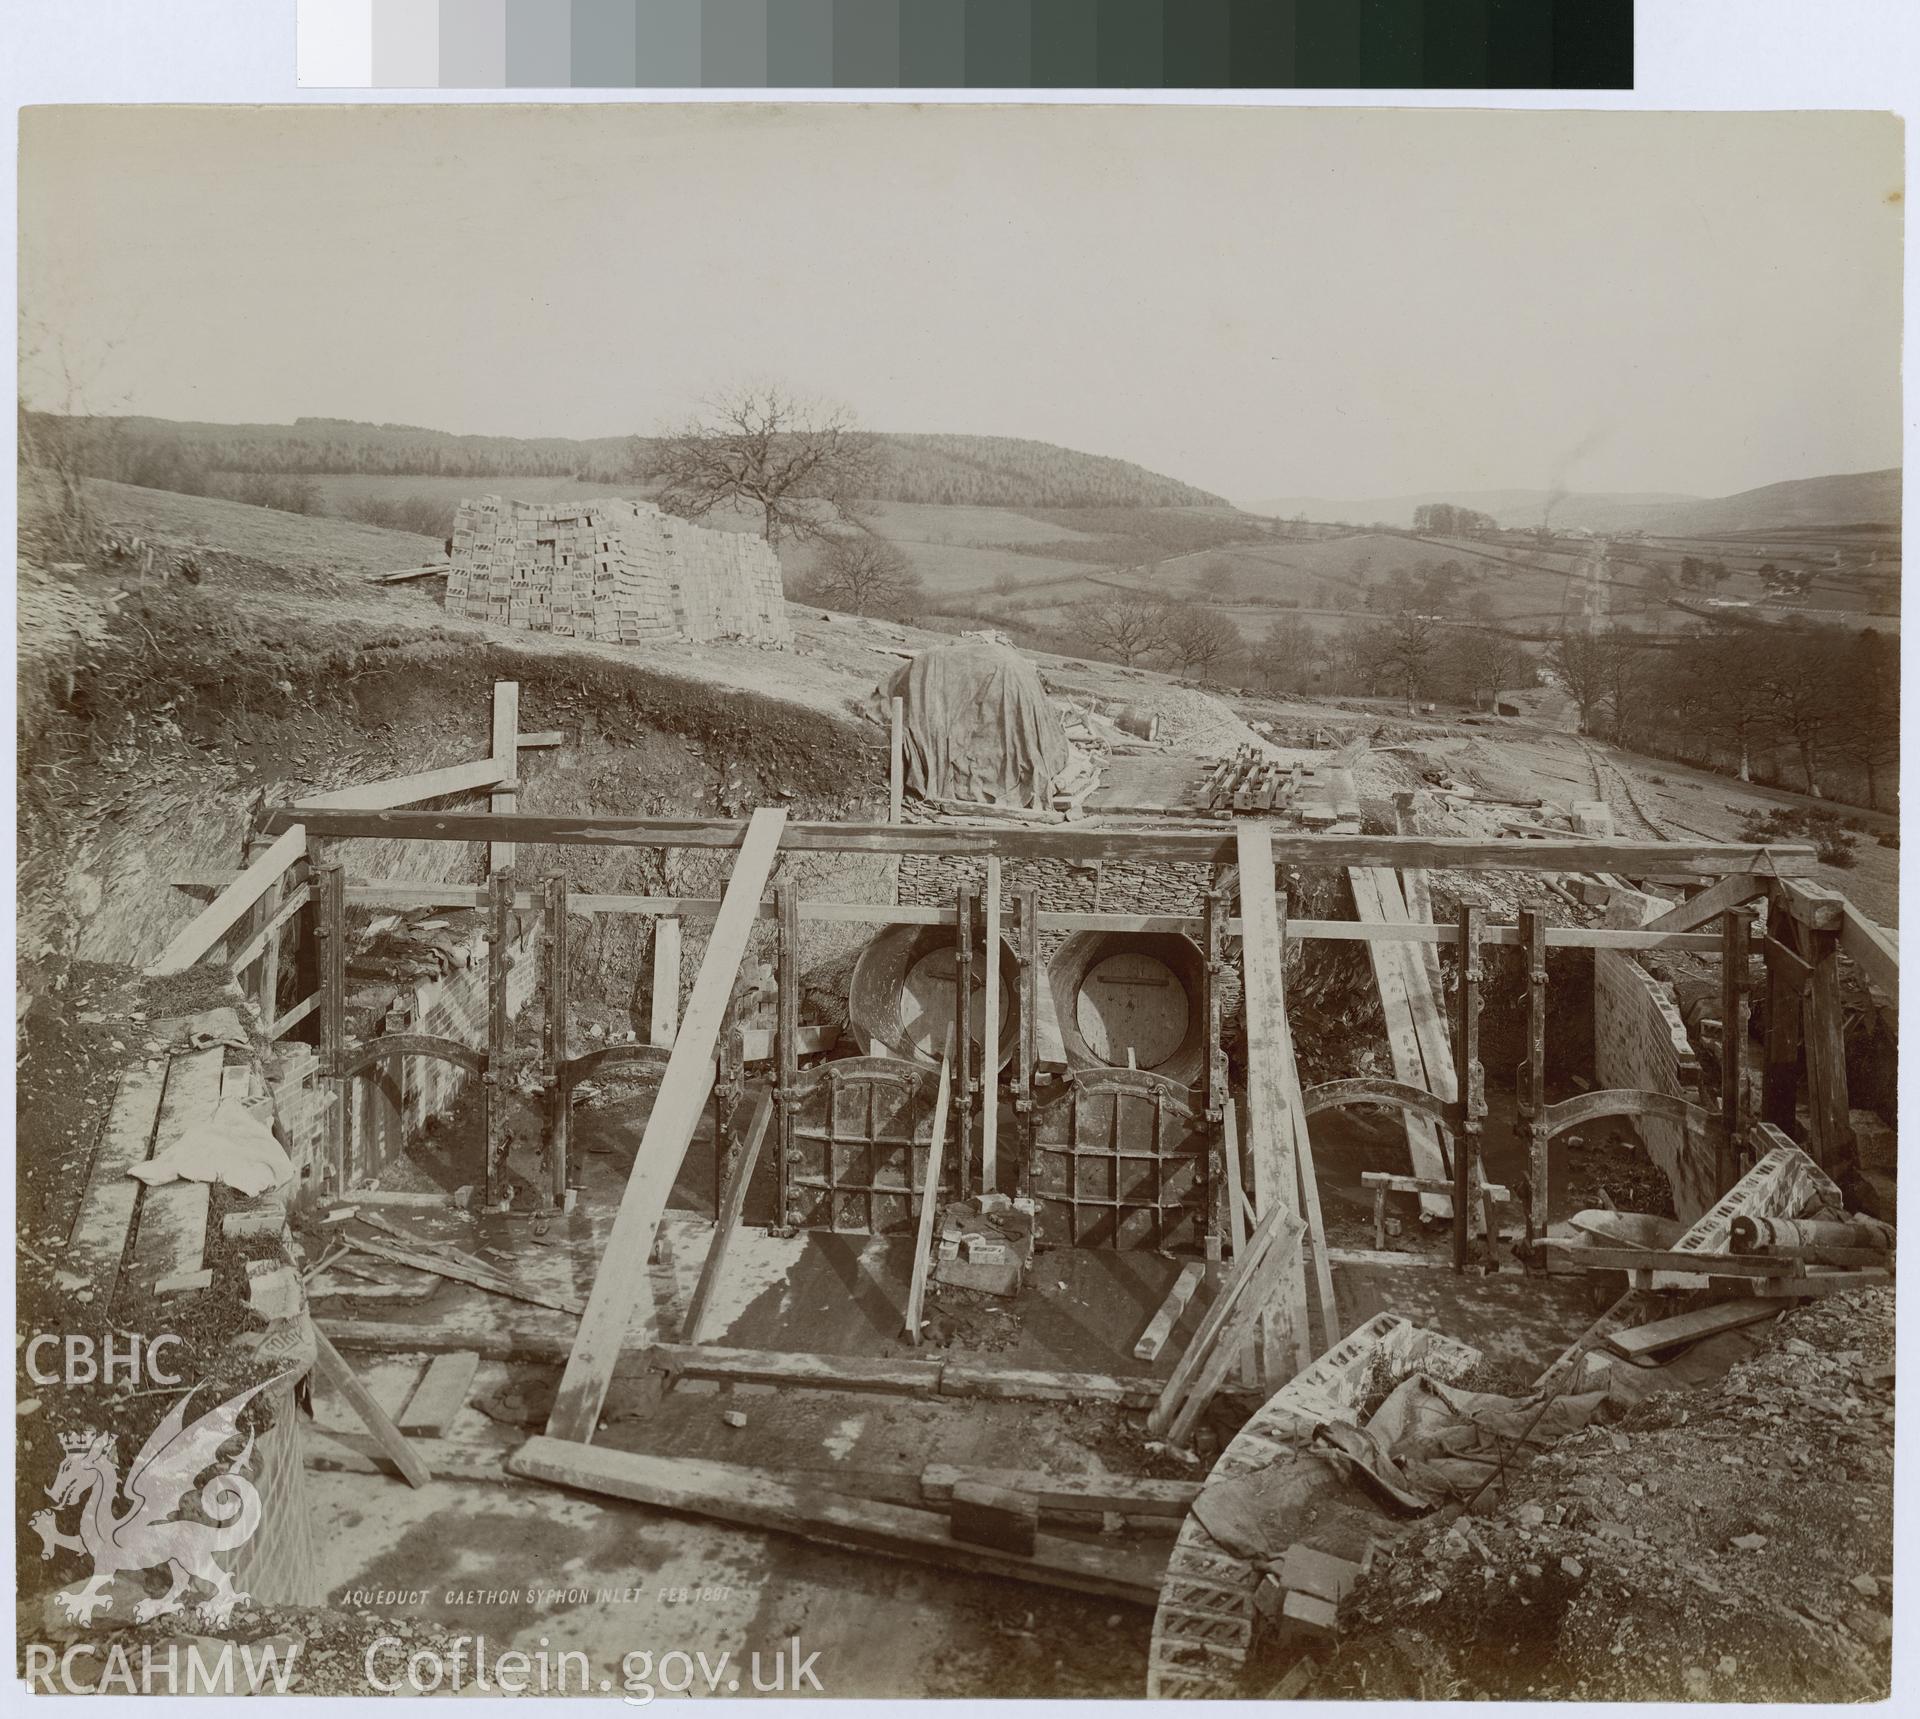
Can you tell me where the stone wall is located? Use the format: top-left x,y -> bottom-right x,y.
445,494 -> 791,647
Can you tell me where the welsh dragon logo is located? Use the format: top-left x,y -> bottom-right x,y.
32,1372 -> 286,1629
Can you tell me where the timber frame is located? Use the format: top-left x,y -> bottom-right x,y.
154,688 -> 1891,1437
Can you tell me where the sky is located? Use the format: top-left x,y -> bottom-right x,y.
16,103 -> 1904,508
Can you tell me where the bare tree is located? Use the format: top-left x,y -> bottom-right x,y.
1838,627 -> 1898,808
647,384 -> 885,547
1355,608 -> 1441,712
800,531 -> 923,618
1550,628 -> 1614,734
1449,627 -> 1524,712
1161,601 -> 1242,682
1067,588 -> 1170,667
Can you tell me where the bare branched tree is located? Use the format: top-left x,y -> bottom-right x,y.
800,531 -> 924,619
1161,601 -> 1242,682
1067,587 -> 1171,667
646,384 -> 886,548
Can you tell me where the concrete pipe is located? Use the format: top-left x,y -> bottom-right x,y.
1047,931 -> 1207,1087
847,921 -> 1021,1072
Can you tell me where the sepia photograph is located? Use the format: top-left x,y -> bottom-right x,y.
12,98 -> 1902,1700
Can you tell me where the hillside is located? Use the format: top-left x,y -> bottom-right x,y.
1251,488 -> 1698,532
1636,467 -> 1901,537
28,413 -> 1226,510
1254,468 -> 1901,537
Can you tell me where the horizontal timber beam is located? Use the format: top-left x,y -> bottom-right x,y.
171,873 -> 1729,951
255,806 -> 1816,877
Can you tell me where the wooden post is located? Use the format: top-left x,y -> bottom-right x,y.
903,1053 -> 953,1344
685,1094 -> 774,1346
713,989 -> 740,1223
483,867 -> 514,1210
1015,886 -> 1039,1202
981,856 -> 1002,1196
1453,904 -> 1484,1273
776,882 -> 801,1231
543,874 -> 570,1209
650,918 -> 682,1047
1761,889 -> 1804,1137
315,845 -> 350,1189
1793,920 -> 1857,1182
1519,909 -> 1549,1234
1203,881 -> 1229,1121
954,887 -> 975,1204
491,681 -> 519,874
889,696 -> 905,824
1719,908 -> 1751,1190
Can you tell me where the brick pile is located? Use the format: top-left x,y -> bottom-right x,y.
445,494 -> 792,648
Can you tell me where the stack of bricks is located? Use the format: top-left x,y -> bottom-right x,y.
445,494 -> 792,648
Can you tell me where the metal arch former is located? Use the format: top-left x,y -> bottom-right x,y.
334,1031 -> 487,1083
558,1042 -> 673,1090
1300,1076 -> 1463,1132
1540,1086 -> 1725,1142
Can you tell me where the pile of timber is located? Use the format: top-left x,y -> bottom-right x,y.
1199,748 -> 1304,814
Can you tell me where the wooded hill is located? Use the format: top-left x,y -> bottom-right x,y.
25,413 -> 1227,511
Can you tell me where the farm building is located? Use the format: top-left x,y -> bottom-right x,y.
444,494 -> 792,647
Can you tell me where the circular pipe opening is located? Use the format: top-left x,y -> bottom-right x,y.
848,921 -> 1020,1071
1048,931 -> 1207,1087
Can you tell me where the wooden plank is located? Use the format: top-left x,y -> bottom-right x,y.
937,1363 -> 1162,1408
981,856 -> 1002,1192
1133,1261 -> 1205,1361
123,1049 -> 226,1303
920,1465 -> 1201,1518
547,808 -> 788,1443
66,1066 -> 169,1304
1602,1300 -> 1778,1359
313,1328 -> 429,1488
1839,902 -> 1898,1006
172,876 -> 1729,951
1149,1203 -> 1303,1436
1218,1099 -> 1257,1388
518,730 -> 563,749
903,1053 -> 954,1344
226,883 -> 312,977
508,1438 -> 1165,1606
293,758 -> 508,813
1234,823 -> 1310,1374
1538,1240 -> 1846,1279
396,1350 -> 482,1436
1642,871 -> 1767,936
258,809 -> 1819,877
683,1094 -> 774,1345
649,918 -> 682,1048
1165,1225 -> 1306,1447
148,824 -> 306,976
1274,946 -> 1337,1345
491,680 -> 518,873
270,992 -> 320,1040
1347,867 -> 1452,1216
345,1236 -> 584,1316
659,1344 -> 946,1396
889,696 -> 905,823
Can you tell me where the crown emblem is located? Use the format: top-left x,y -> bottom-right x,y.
59,1429 -> 102,1453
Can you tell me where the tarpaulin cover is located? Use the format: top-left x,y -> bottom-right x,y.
1309,1373 -> 1614,1512
888,642 -> 1077,810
